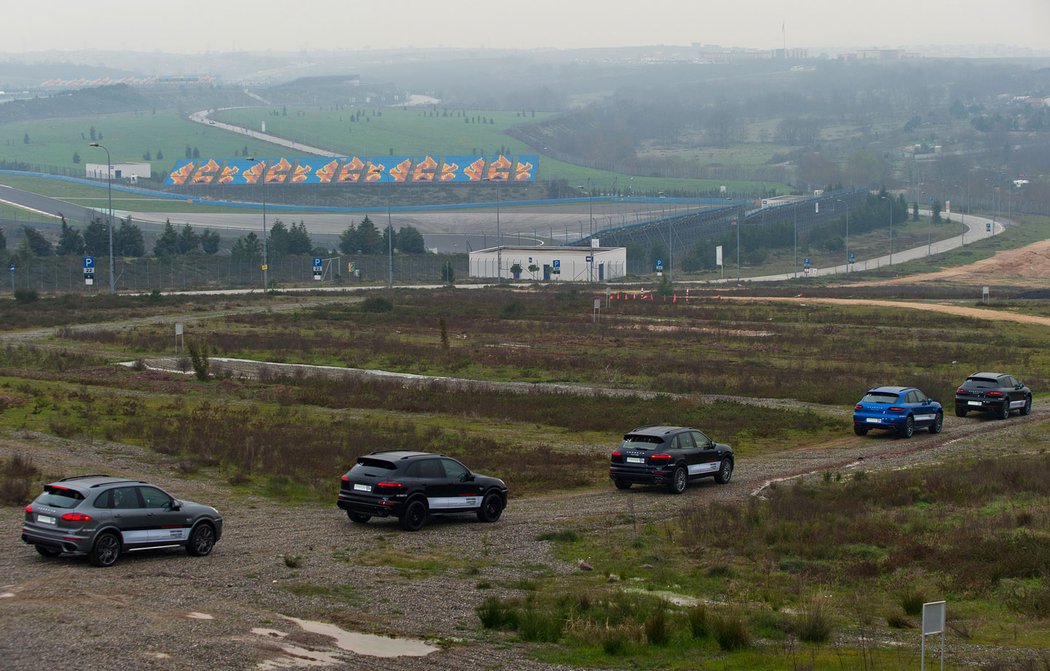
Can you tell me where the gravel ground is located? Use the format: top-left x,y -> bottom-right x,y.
2,395 -> 1046,670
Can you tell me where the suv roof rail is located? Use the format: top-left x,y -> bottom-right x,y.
58,474 -> 113,481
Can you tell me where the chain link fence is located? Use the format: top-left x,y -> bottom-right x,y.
2,253 -> 468,294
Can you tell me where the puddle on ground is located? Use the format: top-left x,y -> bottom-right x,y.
146,652 -> 172,660
281,616 -> 438,658
623,588 -> 700,607
0,593 -> 14,599
248,617 -> 437,669
186,612 -> 215,620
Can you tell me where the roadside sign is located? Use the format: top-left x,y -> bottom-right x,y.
849,252 -> 856,263
552,259 -> 560,268
312,257 -> 323,268
656,259 -> 663,271
83,256 -> 94,269
920,601 -> 946,671
804,257 -> 811,267
261,264 -> 268,271
585,255 -> 593,262
7,263 -> 14,273
986,222 -> 992,232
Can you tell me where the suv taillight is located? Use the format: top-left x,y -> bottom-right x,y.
375,482 -> 405,494
956,388 -> 967,395
888,407 -> 905,412
650,454 -> 673,462
855,404 -> 863,410
611,451 -> 621,459
61,512 -> 92,522
24,505 -> 32,514
986,391 -> 1004,397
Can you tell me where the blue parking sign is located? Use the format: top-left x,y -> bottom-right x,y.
986,223 -> 992,232
83,256 -> 94,269
7,263 -> 14,273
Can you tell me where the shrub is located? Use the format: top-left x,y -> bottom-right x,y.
600,628 -> 628,655
644,607 -> 668,645
886,614 -> 913,629
517,609 -> 563,642
797,598 -> 834,643
900,587 -> 926,616
0,453 -> 39,505
283,555 -> 303,568
13,288 -> 38,304
687,605 -> 709,639
187,340 -> 210,381
477,596 -> 517,629
360,296 -> 393,313
500,302 -> 526,319
711,611 -> 751,651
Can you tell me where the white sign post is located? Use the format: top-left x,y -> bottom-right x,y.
921,600 -> 946,671
174,322 -> 184,354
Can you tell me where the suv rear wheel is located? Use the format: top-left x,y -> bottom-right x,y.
89,532 -> 121,567
899,415 -> 915,438
998,401 -> 1011,420
667,466 -> 687,494
399,499 -> 428,531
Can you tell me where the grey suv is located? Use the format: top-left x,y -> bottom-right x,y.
21,475 -> 223,567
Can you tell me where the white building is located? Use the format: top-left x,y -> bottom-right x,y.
469,244 -> 627,282
85,162 -> 152,182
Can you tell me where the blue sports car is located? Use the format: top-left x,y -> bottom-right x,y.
853,386 -> 943,438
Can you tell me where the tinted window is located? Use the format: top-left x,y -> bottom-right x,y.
93,490 -> 113,509
906,391 -> 920,404
441,459 -> 469,481
418,459 -> 445,479
111,487 -> 141,510
860,392 -> 898,404
139,486 -> 172,509
677,432 -> 697,449
691,431 -> 711,447
34,486 -> 85,509
1006,377 -> 1019,387
350,458 -> 397,478
621,435 -> 665,450
963,377 -> 998,389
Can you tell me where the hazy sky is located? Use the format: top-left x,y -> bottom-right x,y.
13,0 -> 1050,54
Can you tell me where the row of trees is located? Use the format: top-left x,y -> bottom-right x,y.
226,216 -> 426,262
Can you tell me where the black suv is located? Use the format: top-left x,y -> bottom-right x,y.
337,452 -> 508,531
609,426 -> 734,494
22,475 -> 223,567
955,372 -> 1032,419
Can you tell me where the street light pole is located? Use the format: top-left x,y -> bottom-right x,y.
387,195 -> 393,288
496,180 -> 501,280
246,157 -> 269,291
836,198 -> 849,272
881,195 -> 893,266
793,202 -> 798,279
88,142 -> 115,294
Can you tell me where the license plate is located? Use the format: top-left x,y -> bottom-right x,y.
37,515 -> 55,525
626,457 -> 645,464
865,418 -> 881,423
353,483 -> 371,492
968,401 -> 982,406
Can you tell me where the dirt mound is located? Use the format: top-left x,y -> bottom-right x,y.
851,238 -> 1050,288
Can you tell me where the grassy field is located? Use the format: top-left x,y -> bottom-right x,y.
0,111 -> 291,175
0,106 -> 790,198
480,448 -> 1050,669
50,288 -> 1050,407
1,286 -> 1049,667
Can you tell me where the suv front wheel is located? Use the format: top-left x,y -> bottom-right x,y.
476,492 -> 504,523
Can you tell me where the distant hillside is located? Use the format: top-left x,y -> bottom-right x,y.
0,84 -> 150,124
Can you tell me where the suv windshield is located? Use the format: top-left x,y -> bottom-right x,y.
34,486 -> 85,509
860,392 -> 899,404
621,435 -> 665,450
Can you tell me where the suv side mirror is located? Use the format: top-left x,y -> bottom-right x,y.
170,499 -> 182,511
461,472 -> 475,482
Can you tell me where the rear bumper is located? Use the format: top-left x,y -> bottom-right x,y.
955,398 -> 1006,412
609,466 -> 674,485
853,414 -> 905,430
21,526 -> 91,555
338,494 -> 399,518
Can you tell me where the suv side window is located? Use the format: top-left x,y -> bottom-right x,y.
111,487 -> 141,510
906,391 -> 920,404
139,486 -> 173,509
441,459 -> 469,481
419,459 -> 445,479
677,432 -> 697,449
94,490 -> 113,509
1006,376 -> 1019,388
690,431 -> 710,447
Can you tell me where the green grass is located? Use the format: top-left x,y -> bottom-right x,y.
0,111 -> 291,175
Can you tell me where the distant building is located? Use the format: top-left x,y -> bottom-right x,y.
469,245 -> 627,282
85,162 -> 152,182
